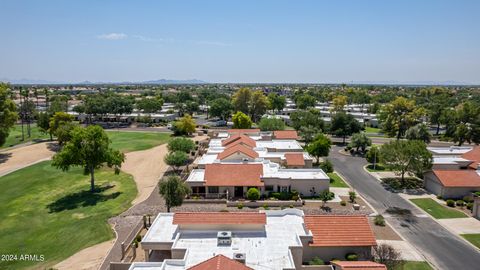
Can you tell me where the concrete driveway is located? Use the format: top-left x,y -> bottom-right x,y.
329,145 -> 480,270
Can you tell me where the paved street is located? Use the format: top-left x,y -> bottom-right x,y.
329,146 -> 480,270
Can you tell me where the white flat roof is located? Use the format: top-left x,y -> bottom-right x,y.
433,157 -> 471,165
264,168 -> 329,180
427,146 -> 473,155
137,209 -> 308,270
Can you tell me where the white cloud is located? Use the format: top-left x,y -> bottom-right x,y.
97,33 -> 128,40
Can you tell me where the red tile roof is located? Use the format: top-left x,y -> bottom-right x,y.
217,144 -> 259,160
304,215 -> 377,247
204,163 -> 264,186
432,170 -> 480,187
227,129 -> 260,134
188,254 -> 253,270
222,134 -> 256,148
174,212 -> 266,225
274,130 -> 299,139
284,153 -> 305,166
332,261 -> 387,270
462,146 -> 480,169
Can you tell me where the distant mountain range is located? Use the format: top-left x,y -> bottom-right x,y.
0,78 -> 477,86
0,78 -> 208,85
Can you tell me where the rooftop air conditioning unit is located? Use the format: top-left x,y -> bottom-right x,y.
233,252 -> 246,264
217,231 -> 232,246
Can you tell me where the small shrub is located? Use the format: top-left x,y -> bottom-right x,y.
340,200 -> 347,206
319,159 -> 334,173
446,199 -> 455,207
374,215 -> 386,226
289,204 -> 294,208
436,195 -> 443,200
263,203 -> 269,210
475,191 -> 480,196
135,235 -> 142,243
279,192 -> 292,201
467,203 -> 474,210
270,192 -> 281,199
456,200 -> 465,207
345,253 -> 358,261
463,196 -> 473,203
349,191 -> 356,203
237,203 -> 244,209
246,188 -> 260,201
219,209 -> 229,212
308,257 -> 325,265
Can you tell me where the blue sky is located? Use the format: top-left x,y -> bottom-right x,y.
1,0 -> 479,83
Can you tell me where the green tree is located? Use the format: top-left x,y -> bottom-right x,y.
209,97 -> 233,120
448,102 -> 480,146
307,133 -> 331,164
258,117 -> 285,131
173,114 -> 196,136
0,84 -> 18,146
250,90 -> 268,122
164,151 -> 188,172
49,112 -> 74,144
167,137 -> 195,153
378,97 -> 425,140
349,133 -> 372,152
159,175 -> 191,212
136,97 -> 163,113
349,191 -> 356,203
427,90 -> 450,135
267,93 -> 286,113
366,145 -> 380,165
246,187 -> 260,201
232,111 -> 253,129
55,121 -> 78,145
330,112 -> 362,144
37,111 -> 52,140
52,125 -> 125,193
290,109 -> 324,143
295,94 -> 316,110
319,190 -> 334,208
331,95 -> 347,113
405,123 -> 431,143
380,140 -> 432,184
232,88 -> 252,114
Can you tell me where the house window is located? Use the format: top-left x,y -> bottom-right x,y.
281,186 -> 288,192
265,185 -> 274,192
208,186 -> 219,194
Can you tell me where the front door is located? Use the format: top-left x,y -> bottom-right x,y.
234,186 -> 244,197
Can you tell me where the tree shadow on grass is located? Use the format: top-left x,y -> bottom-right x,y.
47,184 -> 121,213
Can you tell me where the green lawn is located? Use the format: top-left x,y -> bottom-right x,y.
107,131 -> 171,152
2,123 -> 50,148
364,126 -> 381,133
461,234 -> 480,249
0,161 -> 137,269
395,261 -> 433,270
328,172 -> 349,188
366,163 -> 389,172
410,198 -> 467,219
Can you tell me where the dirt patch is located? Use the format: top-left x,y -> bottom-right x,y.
0,142 -> 55,176
368,217 -> 402,240
54,239 -> 115,270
